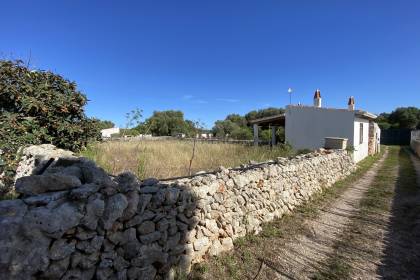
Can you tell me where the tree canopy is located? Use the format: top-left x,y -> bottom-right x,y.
377,107 -> 420,130
212,107 -> 285,140
0,60 -> 100,192
93,119 -> 115,130
135,110 -> 198,136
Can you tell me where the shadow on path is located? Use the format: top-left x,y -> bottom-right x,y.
377,148 -> 420,279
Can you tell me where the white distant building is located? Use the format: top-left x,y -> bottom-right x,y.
196,133 -> 213,139
101,127 -> 120,138
250,90 -> 381,162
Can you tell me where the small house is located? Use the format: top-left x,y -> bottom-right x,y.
100,127 -> 120,138
251,90 -> 381,162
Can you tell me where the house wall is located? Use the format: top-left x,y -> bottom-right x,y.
101,127 -> 120,138
352,118 -> 370,162
285,106 -> 355,151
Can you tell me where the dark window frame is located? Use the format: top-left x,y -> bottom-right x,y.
359,123 -> 364,144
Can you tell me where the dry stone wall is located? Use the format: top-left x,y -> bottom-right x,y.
0,147 -> 355,280
411,131 -> 420,157
412,139 -> 420,157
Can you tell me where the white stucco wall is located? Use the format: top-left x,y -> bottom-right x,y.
285,106 -> 355,150
352,118 -> 370,162
101,127 -> 120,138
284,106 -> 373,163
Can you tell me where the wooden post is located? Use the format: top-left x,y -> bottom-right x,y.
271,126 -> 277,146
253,124 -> 259,146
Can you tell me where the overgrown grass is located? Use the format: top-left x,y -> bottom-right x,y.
189,149 -> 384,279
314,146 -> 419,279
80,140 -> 295,179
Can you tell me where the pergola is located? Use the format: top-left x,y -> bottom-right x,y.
249,114 -> 286,146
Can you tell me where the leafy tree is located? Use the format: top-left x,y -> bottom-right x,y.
245,107 -> 285,122
260,129 -> 272,141
212,120 -> 240,138
0,60 -> 100,192
377,107 -> 420,130
136,110 -> 198,136
388,107 -> 419,129
93,119 -> 115,130
376,113 -> 392,130
230,127 -> 252,140
212,107 -> 285,140
225,114 -> 247,127
276,126 -> 285,143
123,108 -> 143,136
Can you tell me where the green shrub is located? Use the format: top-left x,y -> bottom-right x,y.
0,60 -> 100,193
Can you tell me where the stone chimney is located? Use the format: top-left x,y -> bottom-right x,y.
313,89 -> 321,108
348,96 -> 355,110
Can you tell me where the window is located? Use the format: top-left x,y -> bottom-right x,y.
359,123 -> 364,144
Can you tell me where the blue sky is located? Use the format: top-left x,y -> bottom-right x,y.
1,1 -> 419,128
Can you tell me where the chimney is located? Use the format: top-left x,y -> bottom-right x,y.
348,96 -> 355,110
313,89 -> 321,108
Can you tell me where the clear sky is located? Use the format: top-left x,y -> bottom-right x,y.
1,0 -> 419,128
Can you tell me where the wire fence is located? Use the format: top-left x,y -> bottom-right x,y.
102,135 -> 273,145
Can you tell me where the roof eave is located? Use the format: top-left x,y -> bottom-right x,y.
355,110 -> 377,120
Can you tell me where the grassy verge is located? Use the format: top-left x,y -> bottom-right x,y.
188,150 -> 384,280
313,146 -> 418,279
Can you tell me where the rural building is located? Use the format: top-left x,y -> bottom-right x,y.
196,133 -> 213,139
100,127 -> 120,138
251,90 -> 381,162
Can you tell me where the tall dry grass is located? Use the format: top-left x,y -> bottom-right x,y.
81,140 -> 295,179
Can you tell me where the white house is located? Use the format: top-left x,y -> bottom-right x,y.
285,91 -> 380,162
251,90 -> 381,162
101,127 -> 120,138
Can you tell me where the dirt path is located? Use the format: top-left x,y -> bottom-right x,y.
375,151 -> 420,279
253,150 -> 389,280
410,152 -> 420,186
318,147 -> 420,280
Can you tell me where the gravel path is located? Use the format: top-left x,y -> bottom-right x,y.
255,150 -> 388,280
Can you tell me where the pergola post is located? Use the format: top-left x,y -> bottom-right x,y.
253,124 -> 259,146
271,126 -> 277,146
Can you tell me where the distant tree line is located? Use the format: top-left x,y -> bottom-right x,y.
212,107 -> 285,141
108,110 -> 202,137
115,107 -> 286,141
94,119 -> 115,130
376,107 -> 420,130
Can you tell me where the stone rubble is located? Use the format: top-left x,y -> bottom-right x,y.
0,146 -> 355,279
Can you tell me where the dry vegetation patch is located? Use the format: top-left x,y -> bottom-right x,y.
80,140 -> 295,179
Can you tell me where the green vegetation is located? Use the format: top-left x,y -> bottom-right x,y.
131,110 -> 200,137
0,60 -> 100,193
212,108 -> 285,140
376,107 -> 420,130
189,150 -> 383,279
94,119 -> 115,130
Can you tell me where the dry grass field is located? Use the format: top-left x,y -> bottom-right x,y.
80,140 -> 295,179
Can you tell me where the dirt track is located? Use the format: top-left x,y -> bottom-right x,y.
254,150 -> 388,279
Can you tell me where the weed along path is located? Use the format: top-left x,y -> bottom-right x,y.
261,149 -> 388,280
315,147 -> 420,280
190,149 -> 387,280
